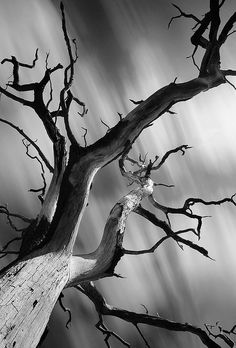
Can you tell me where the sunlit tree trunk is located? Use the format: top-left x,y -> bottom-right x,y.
0,2 -> 236,348
0,253 -> 69,348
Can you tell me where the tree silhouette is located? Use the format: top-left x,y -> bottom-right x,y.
0,1 -> 236,347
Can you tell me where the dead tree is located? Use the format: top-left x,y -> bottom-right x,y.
0,1 -> 236,347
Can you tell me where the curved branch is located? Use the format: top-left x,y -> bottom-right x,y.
205,323 -> 235,347
95,316 -> 130,347
86,73 -> 226,167
218,12 -> 236,45
0,85 -> 33,106
148,193 -> 236,240
77,282 -> 221,348
66,178 -> 153,287
58,292 -> 72,328
151,144 -> 191,170
58,3 -> 82,147
123,230 -> 189,255
0,237 -> 22,253
1,50 -> 38,88
0,205 -> 32,225
135,205 -> 211,258
1,49 -> 38,69
60,2 -> 77,90
0,117 -> 53,173
63,90 -> 79,145
168,4 -> 201,29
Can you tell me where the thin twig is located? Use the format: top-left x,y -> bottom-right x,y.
96,316 -> 130,347
0,205 -> 31,231
1,237 -> 22,251
58,292 -> 72,329
45,53 -> 53,109
101,119 -> 111,133
81,127 -> 88,147
135,205 -> 212,259
134,324 -> 151,348
22,139 -> 47,204
168,4 -> 201,29
129,98 -> 144,105
76,282 -> 221,348
123,230 -> 189,255
0,117 -> 53,173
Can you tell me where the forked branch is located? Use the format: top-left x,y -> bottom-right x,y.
0,117 -> 53,173
205,322 -> 236,347
0,205 -> 32,232
135,205 -> 212,259
76,282 -> 221,348
170,0 -> 236,77
1,49 -> 38,88
0,2 -> 235,347
168,4 -> 201,29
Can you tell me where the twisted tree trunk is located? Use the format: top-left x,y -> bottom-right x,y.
0,76 -> 224,347
0,1 -> 236,347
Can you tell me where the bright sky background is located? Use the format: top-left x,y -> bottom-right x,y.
0,1 -> 236,347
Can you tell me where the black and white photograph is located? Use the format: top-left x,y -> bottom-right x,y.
0,1 -> 236,347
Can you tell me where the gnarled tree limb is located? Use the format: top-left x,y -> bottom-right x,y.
0,1 -> 236,347
77,282 -> 221,348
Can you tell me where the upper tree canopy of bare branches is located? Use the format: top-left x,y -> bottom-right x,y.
0,1 -> 236,348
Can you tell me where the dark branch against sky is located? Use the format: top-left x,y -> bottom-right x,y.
0,1 -> 236,347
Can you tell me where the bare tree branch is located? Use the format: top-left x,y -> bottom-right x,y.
60,2 -> 77,90
0,237 -> 22,252
0,250 -> 19,259
119,145 -> 190,186
147,193 -> 236,240
0,84 -> 33,106
58,3 -> 88,146
81,127 -> 88,147
205,322 -> 236,348
45,53 -> 54,109
95,316 -> 131,347
135,205 -> 212,259
0,1 -> 236,347
129,98 -> 144,105
0,205 -> 32,234
218,12 -> 236,45
151,144 -> 191,170
76,282 -> 221,348
58,292 -> 72,329
63,90 -> 78,145
123,230 -> 189,255
0,205 -> 32,226
1,49 -> 38,86
101,119 -> 111,133
168,4 -> 201,29
67,176 -> 154,287
0,235 -> 22,260
73,95 -> 88,117
22,139 -> 47,204
0,117 -> 53,173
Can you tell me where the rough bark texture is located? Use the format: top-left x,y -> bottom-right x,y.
0,1 -> 235,347
67,178 -> 153,286
0,69 -> 227,348
0,79 -> 227,348
0,252 -> 69,348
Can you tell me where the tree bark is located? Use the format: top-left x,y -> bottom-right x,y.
0,74 -> 227,348
0,168 -> 153,348
0,252 -> 69,348
0,1 -> 235,346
